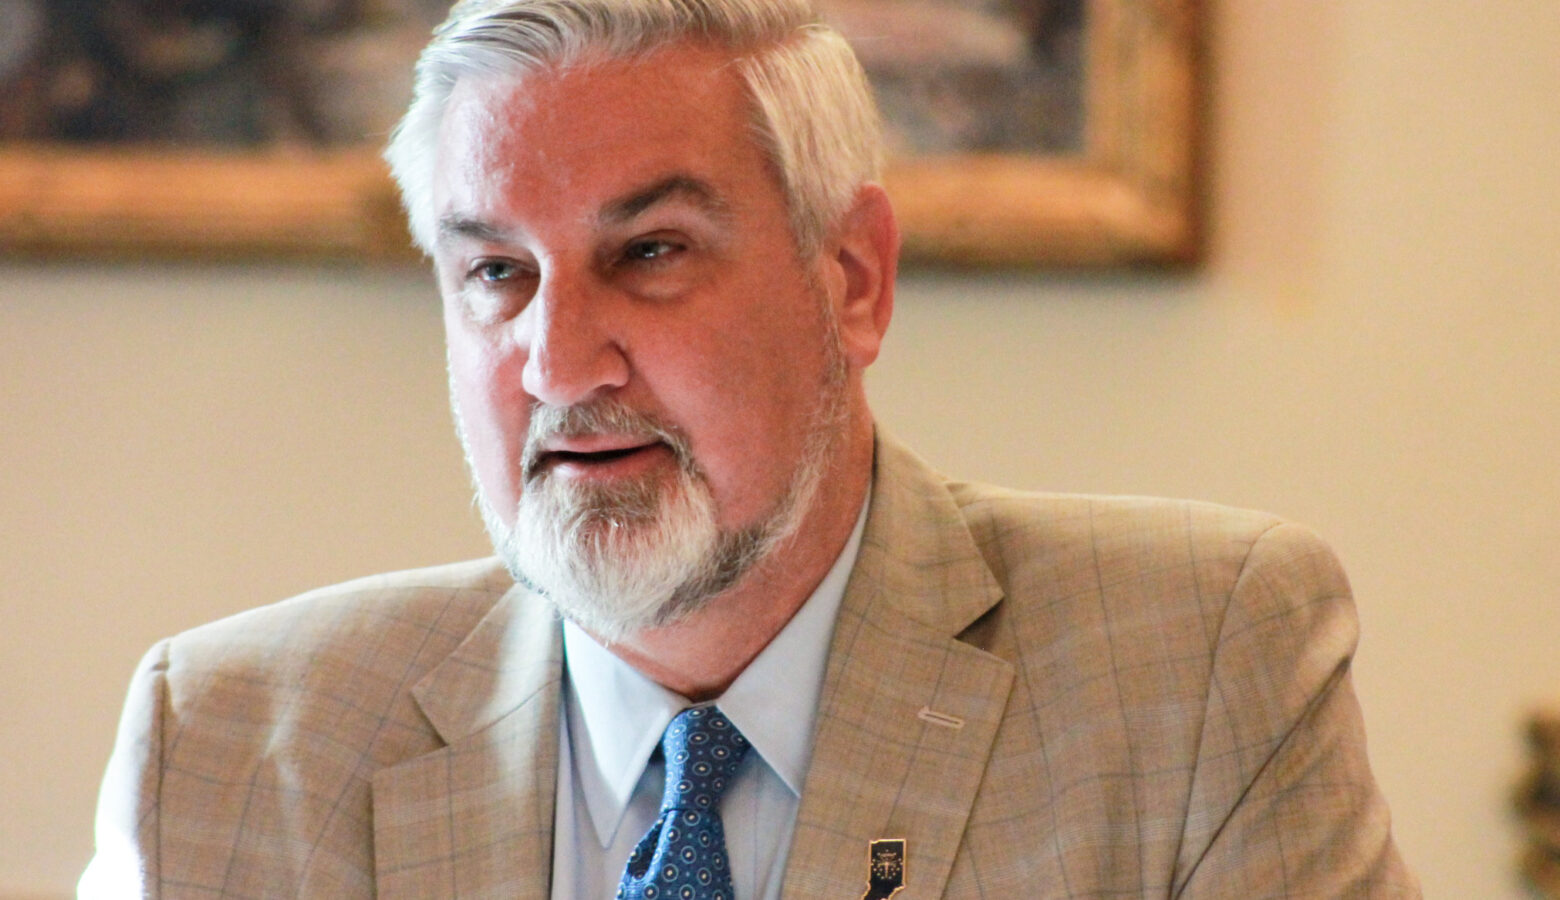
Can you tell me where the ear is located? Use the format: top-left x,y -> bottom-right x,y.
824,184 -> 898,370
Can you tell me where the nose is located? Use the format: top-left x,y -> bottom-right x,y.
517,273 -> 630,407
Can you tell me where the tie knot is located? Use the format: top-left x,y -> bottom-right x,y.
660,706 -> 749,812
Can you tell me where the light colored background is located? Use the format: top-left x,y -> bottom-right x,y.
2,1 -> 1555,897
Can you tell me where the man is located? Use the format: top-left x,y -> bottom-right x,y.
83,0 -> 1418,897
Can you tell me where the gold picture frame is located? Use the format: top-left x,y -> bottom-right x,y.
0,0 -> 1199,267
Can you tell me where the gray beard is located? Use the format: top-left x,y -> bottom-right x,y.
464,340 -> 848,643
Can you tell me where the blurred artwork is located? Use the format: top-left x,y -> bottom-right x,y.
2,0 -> 1164,266
0,0 -> 449,147
1519,707 -> 1560,898
0,0 -> 1086,157
818,0 -> 1085,156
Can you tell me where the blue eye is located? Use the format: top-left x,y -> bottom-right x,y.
473,260 -> 518,283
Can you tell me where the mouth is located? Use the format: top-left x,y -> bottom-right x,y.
527,438 -> 672,482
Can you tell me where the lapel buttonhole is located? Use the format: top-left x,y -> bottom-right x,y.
916,707 -> 964,729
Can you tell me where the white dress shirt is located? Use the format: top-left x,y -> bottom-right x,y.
550,502 -> 868,899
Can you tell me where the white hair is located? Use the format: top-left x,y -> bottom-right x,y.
384,0 -> 883,256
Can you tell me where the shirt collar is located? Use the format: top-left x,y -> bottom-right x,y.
562,496 -> 869,848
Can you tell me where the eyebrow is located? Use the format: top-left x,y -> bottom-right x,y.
435,174 -> 731,247
436,214 -> 511,246
598,175 -> 731,227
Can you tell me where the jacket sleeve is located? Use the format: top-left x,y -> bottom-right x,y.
1176,523 -> 1419,898
79,641 -> 169,900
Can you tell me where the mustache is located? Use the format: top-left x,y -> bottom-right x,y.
520,400 -> 696,482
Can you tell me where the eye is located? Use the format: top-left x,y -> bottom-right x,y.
454,257 -> 536,324
470,259 -> 525,284
621,237 -> 685,264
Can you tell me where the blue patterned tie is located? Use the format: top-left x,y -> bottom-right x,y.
616,706 -> 751,900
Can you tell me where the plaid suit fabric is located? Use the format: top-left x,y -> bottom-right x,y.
85,434 -> 1416,897
783,439 -> 1416,897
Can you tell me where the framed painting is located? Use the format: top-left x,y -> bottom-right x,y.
0,0 -> 1200,267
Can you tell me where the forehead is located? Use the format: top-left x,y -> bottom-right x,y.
433,43 -> 774,228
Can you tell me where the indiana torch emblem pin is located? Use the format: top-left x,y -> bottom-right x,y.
860,838 -> 906,899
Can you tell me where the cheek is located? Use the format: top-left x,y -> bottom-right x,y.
445,323 -> 530,519
680,303 -> 834,513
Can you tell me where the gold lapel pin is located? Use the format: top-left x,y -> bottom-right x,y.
860,838 -> 906,899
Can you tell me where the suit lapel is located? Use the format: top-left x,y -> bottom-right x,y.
371,584 -> 564,899
784,436 -> 1015,899
367,436 -> 1009,897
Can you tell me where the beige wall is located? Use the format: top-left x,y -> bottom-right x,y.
3,1 -> 1556,896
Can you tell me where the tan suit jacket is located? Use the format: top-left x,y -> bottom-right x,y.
85,435 -> 1418,897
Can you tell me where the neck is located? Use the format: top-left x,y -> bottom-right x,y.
596,419 -> 874,701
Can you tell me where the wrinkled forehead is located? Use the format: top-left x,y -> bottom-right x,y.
429,43 -> 783,236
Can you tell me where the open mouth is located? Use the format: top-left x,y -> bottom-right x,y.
549,446 -> 649,465
529,440 -> 669,481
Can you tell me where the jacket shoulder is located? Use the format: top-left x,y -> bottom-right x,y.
153,556 -> 518,787
945,482 -> 1309,585
942,481 -> 1353,671
166,556 -> 513,684
116,558 -> 517,891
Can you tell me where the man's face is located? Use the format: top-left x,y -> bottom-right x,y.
430,43 -> 853,637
